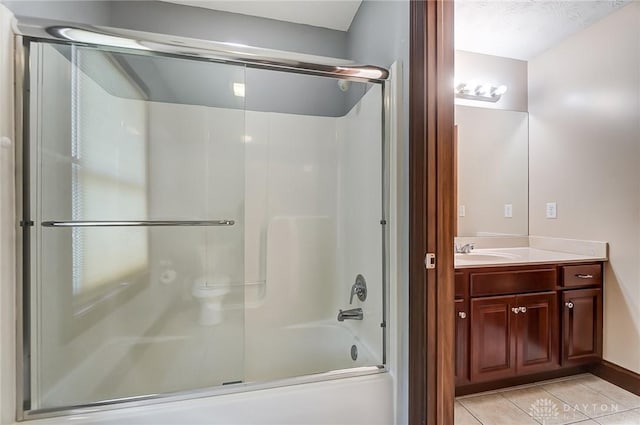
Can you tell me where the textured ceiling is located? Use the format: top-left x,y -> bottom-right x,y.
160,0 -> 362,31
455,0 -> 631,60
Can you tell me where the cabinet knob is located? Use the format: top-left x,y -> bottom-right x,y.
565,301 -> 574,309
519,306 -> 527,313
575,274 -> 593,279
458,311 -> 467,319
511,307 -> 520,314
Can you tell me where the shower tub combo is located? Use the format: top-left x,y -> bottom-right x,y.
13,17 -> 396,424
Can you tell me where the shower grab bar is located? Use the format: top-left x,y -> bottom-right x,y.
41,220 -> 235,227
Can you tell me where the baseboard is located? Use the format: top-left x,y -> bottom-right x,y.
590,360 -> 640,396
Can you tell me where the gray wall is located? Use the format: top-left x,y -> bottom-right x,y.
3,0 -> 348,59
4,0 -> 354,116
2,0 -> 111,25
107,1 -> 351,116
109,1 -> 347,59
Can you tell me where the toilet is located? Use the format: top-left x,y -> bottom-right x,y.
192,275 -> 231,325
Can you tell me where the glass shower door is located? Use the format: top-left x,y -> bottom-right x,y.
28,42 -> 246,410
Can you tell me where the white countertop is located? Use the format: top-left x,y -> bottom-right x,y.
454,247 -> 607,269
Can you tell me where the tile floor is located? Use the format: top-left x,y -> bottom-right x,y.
455,374 -> 640,425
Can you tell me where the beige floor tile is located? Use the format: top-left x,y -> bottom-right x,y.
501,386 -> 589,425
455,401 -> 482,425
459,393 -> 539,425
595,409 -> 640,425
542,380 -> 631,418
573,422 -> 600,425
573,376 -> 640,409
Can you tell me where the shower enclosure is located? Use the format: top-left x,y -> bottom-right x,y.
15,18 -> 390,418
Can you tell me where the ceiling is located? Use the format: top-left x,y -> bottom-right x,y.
160,0 -> 362,31
455,0 -> 631,60
161,1 -> 630,59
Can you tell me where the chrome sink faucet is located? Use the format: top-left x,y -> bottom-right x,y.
337,308 -> 363,321
455,243 -> 475,254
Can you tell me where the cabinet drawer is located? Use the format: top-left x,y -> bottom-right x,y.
470,268 -> 556,297
562,264 -> 602,288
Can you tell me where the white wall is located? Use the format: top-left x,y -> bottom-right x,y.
242,109 -> 342,379
455,50 -> 528,112
529,2 -> 640,374
336,84 -> 384,365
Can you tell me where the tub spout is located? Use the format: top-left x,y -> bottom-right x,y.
337,308 -> 363,322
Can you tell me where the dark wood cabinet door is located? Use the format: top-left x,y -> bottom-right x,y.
516,292 -> 558,374
455,299 -> 469,385
470,295 -> 517,382
562,288 -> 602,365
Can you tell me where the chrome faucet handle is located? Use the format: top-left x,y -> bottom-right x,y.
455,242 -> 475,254
349,284 -> 364,304
349,274 -> 368,304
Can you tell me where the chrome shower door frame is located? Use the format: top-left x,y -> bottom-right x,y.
14,21 -> 391,421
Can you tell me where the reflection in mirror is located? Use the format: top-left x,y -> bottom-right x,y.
456,105 -> 528,237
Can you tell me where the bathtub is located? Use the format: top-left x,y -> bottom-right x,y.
25,313 -> 392,425
29,373 -> 394,425
245,321 -> 381,382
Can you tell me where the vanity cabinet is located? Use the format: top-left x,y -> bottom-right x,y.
470,292 -> 557,382
560,264 -> 603,366
456,261 -> 603,393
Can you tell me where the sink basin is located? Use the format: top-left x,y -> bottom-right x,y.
455,251 -> 521,262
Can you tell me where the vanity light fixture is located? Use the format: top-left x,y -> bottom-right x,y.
455,82 -> 507,103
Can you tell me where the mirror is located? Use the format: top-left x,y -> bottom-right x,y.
455,105 -> 528,236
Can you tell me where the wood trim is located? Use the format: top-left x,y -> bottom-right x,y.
409,0 -> 455,424
408,1 -> 429,422
590,360 -> 640,396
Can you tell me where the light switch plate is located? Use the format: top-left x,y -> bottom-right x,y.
546,202 -> 557,219
459,205 -> 466,217
504,204 -> 513,218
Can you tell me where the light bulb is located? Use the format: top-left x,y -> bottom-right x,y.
493,85 -> 508,96
455,83 -> 468,94
476,83 -> 492,96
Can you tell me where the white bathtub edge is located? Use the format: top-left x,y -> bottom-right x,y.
24,373 -> 394,425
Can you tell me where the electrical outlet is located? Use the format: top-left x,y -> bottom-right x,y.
546,202 -> 557,219
504,204 -> 513,218
459,205 -> 466,217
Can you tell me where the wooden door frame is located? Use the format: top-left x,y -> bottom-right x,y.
408,1 -> 455,424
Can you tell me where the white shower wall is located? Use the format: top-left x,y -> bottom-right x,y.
336,84 -> 384,364
149,84 -> 385,380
